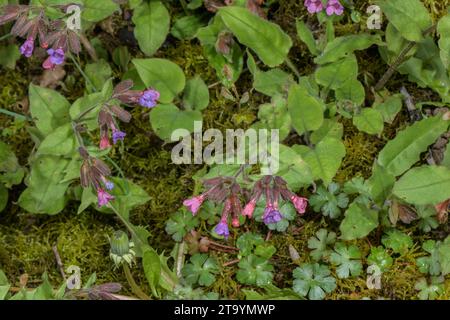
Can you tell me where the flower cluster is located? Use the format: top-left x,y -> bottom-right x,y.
304,0 -> 344,16
95,80 -> 160,149
78,147 -> 115,207
1,4 -> 82,68
183,175 -> 308,239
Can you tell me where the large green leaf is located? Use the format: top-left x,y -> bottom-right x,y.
376,0 -> 432,42
315,55 -> 358,90
340,202 -> 378,240
183,76 -> 209,111
143,248 -> 161,297
29,84 -> 70,136
288,84 -> 324,135
304,137 -> 346,186
378,116 -> 450,176
217,6 -> 292,67
18,156 -> 71,214
150,104 -> 202,141
256,95 -> 291,141
37,123 -> 77,156
82,0 -> 119,22
353,108 -> 384,135
437,15 -> 450,69
393,166 -> 450,205
296,20 -> 319,56
133,1 -> 170,56
315,34 -> 383,65
133,58 -> 186,103
0,141 -> 24,188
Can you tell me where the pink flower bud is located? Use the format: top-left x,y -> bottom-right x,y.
242,198 -> 257,218
183,194 -> 205,215
291,195 -> 308,214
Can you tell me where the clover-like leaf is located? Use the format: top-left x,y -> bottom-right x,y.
329,242 -> 363,279
182,253 -> 219,287
381,229 -> 413,255
367,246 -> 393,272
292,263 -> 336,300
236,254 -> 274,287
415,206 -> 439,233
307,229 -> 336,261
309,183 -> 349,219
236,232 -> 264,257
165,210 -> 199,242
414,277 -> 445,300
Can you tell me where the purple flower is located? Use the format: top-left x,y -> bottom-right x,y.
214,221 -> 230,239
304,0 -> 323,13
105,181 -> 114,190
112,129 -> 126,144
139,89 -> 160,108
183,195 -> 205,215
262,207 -> 283,225
20,38 -> 34,58
97,188 -> 114,207
47,48 -> 65,65
326,0 -> 344,16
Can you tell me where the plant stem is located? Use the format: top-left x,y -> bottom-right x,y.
79,33 -> 98,62
0,33 -> 12,42
123,264 -> 150,300
69,53 -> 97,92
0,108 -> 29,121
285,57 -> 301,79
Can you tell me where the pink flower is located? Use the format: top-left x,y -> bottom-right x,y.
242,198 -> 257,218
183,194 -> 205,215
99,135 -> 111,150
231,216 -> 240,228
97,188 -> 114,207
304,0 -> 323,13
326,0 -> 344,16
291,195 -> 308,214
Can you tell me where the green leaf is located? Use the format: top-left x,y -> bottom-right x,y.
256,95 -> 291,141
309,183 -> 348,219
416,240 -> 442,276
378,116 -> 450,176
381,229 -> 413,255
315,34 -> 383,65
315,55 -> 358,90
183,76 -> 209,111
236,255 -> 274,287
288,84 -> 324,135
296,20 -> 319,56
437,15 -> 450,69
376,0 -> 432,42
69,91 -> 106,130
367,164 -> 395,205
29,84 -> 71,136
165,210 -> 199,242
373,94 -> 402,124
329,242 -> 363,279
236,232 -> 264,257
252,68 -> 293,97
0,141 -> 24,188
415,277 -> 445,300
340,202 -> 378,240
150,104 -> 202,141
292,263 -> 336,300
217,6 -> 292,67
133,1 -> 170,56
393,165 -> 450,205
37,123 -> 76,156
438,237 -> 450,275
304,137 -> 346,186
143,248 -> 161,296
353,108 -> 384,135
367,246 -> 393,272
307,228 -> 337,261
310,119 -> 343,145
0,44 -> 21,69
182,253 -> 219,287
18,156 -> 71,214
335,79 -> 365,106
133,58 -> 186,103
171,15 -> 206,40
82,0 -> 119,22
84,59 -> 112,93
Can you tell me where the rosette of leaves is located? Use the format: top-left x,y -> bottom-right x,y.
292,263 -> 336,300
309,182 -> 349,219
307,229 -> 336,262
236,233 -> 276,287
165,209 -> 200,242
416,237 -> 450,276
329,242 -> 363,279
181,253 -> 219,287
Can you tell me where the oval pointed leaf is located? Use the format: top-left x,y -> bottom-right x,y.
288,84 -> 324,135
218,6 -> 292,67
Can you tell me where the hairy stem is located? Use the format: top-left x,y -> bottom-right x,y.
123,264 -> 150,300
